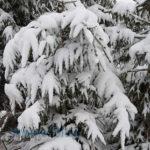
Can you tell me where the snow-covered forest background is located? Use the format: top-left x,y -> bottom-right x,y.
0,0 -> 150,149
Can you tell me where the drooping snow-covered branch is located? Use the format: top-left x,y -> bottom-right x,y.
95,71 -> 137,150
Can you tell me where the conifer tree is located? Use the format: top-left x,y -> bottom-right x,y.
2,0 -> 139,150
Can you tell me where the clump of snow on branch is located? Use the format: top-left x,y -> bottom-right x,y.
54,42 -> 82,74
3,39 -> 19,79
0,111 -> 7,118
0,8 -> 15,25
5,83 -> 24,114
129,33 -> 150,63
42,70 -> 60,104
73,109 -> 106,144
89,5 -> 113,23
2,26 -> 16,43
3,13 -> 61,79
59,0 -> 84,10
4,56 -> 52,111
106,24 -> 135,46
112,0 -> 136,15
39,137 -> 81,150
95,71 -> 137,150
61,4 -> 98,40
6,63 -> 41,108
17,101 -> 44,136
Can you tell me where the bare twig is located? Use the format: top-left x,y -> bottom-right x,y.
138,28 -> 150,35
93,35 -> 112,63
60,0 -> 77,4
127,68 -> 148,73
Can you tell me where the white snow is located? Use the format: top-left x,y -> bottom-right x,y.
38,13 -> 62,34
10,62 -> 43,107
3,39 -> 19,79
38,136 -> 81,150
112,0 -> 136,15
61,6 -> 98,38
2,26 -> 15,43
89,5 -> 113,23
73,110 -> 106,144
95,71 -> 125,99
3,13 -> 62,78
0,110 -> 7,118
95,71 -> 137,150
129,33 -> 150,63
54,42 -> 82,74
42,70 -> 60,105
84,28 -> 94,44
18,101 -> 44,136
106,24 -> 135,46
5,84 -> 24,114
20,28 -> 40,67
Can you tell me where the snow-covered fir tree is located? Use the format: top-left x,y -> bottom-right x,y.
1,0 -> 150,149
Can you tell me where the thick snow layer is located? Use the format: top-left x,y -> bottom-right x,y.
54,42 -> 82,74
73,109 -> 106,144
18,101 -> 44,136
38,13 -> 62,34
3,39 -> 19,79
2,26 -> 15,43
3,6 -> 99,80
0,110 -> 7,118
112,0 -> 136,15
0,8 -> 15,23
61,6 -> 98,39
89,5 -> 113,23
95,71 -> 137,150
5,57 -> 51,110
129,33 -> 150,63
3,13 -> 62,79
20,28 -> 40,67
95,71 -> 125,99
38,137 -> 81,150
42,71 -> 60,105
106,25 -> 135,46
5,84 -> 24,114
10,62 -> 43,107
